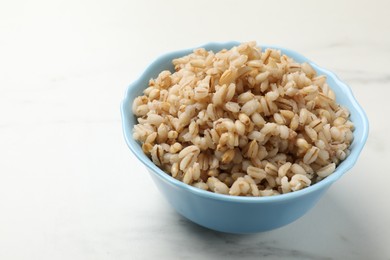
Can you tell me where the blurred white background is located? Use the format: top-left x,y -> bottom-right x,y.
1,0 -> 389,259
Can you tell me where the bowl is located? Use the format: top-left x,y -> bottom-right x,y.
120,42 -> 369,234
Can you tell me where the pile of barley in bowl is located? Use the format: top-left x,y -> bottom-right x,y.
132,42 -> 354,196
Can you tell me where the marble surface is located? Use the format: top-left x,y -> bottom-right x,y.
1,0 -> 390,259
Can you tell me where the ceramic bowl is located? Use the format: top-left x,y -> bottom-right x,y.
121,42 -> 369,233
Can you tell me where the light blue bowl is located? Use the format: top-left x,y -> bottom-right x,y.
121,42 -> 369,234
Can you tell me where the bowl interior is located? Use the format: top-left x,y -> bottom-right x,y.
121,42 -> 369,202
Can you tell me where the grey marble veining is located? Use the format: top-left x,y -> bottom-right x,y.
162,218 -> 331,260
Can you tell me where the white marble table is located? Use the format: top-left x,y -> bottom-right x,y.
1,0 -> 389,259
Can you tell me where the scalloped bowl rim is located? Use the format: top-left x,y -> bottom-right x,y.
121,41 -> 369,204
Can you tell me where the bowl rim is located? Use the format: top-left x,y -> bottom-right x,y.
121,41 -> 369,203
